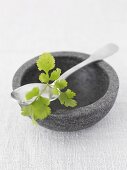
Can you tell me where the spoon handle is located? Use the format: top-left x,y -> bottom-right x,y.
59,43 -> 118,80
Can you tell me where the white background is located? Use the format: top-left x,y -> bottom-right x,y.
0,0 -> 127,169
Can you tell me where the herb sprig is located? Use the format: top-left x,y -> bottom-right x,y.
21,53 -> 77,124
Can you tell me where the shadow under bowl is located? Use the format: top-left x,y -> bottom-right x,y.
12,52 -> 119,131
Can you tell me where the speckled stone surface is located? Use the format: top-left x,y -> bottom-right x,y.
12,52 -> 119,132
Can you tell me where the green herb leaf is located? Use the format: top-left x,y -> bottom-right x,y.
32,96 -> 51,120
25,87 -> 39,100
55,79 -> 68,90
20,52 -> 77,124
36,53 -> 55,73
52,87 -> 60,95
65,89 -> 76,98
39,73 -> 49,83
21,96 -> 51,121
50,68 -> 61,81
21,104 -> 33,116
58,89 -> 77,107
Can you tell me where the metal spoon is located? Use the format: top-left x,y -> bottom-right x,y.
11,43 -> 119,106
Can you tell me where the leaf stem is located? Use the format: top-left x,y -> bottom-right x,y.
39,84 -> 48,96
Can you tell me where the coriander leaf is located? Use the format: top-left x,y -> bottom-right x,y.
55,79 -> 68,90
21,96 -> 51,120
65,89 -> 76,98
36,53 -> 55,73
21,104 -> 33,116
66,99 -> 77,107
25,87 -> 39,100
20,52 -> 78,124
39,73 -> 49,83
52,87 -> 60,95
21,105 -> 37,125
50,68 -> 61,81
58,90 -> 77,107
58,92 -> 66,105
32,96 -> 51,120
39,96 -> 50,105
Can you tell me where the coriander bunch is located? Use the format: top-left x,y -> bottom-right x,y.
21,53 -> 77,124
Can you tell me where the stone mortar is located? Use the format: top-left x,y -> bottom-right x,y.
12,52 -> 119,132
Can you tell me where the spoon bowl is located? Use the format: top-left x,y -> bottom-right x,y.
11,83 -> 59,106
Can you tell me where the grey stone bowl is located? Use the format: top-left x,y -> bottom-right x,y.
12,52 -> 119,132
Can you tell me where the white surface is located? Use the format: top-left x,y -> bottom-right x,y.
0,0 -> 127,169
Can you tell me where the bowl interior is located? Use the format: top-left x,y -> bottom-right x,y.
21,56 -> 109,113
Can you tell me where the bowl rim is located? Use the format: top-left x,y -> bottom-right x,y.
12,51 -> 119,119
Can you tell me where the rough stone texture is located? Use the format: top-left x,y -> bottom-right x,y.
12,52 -> 119,131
